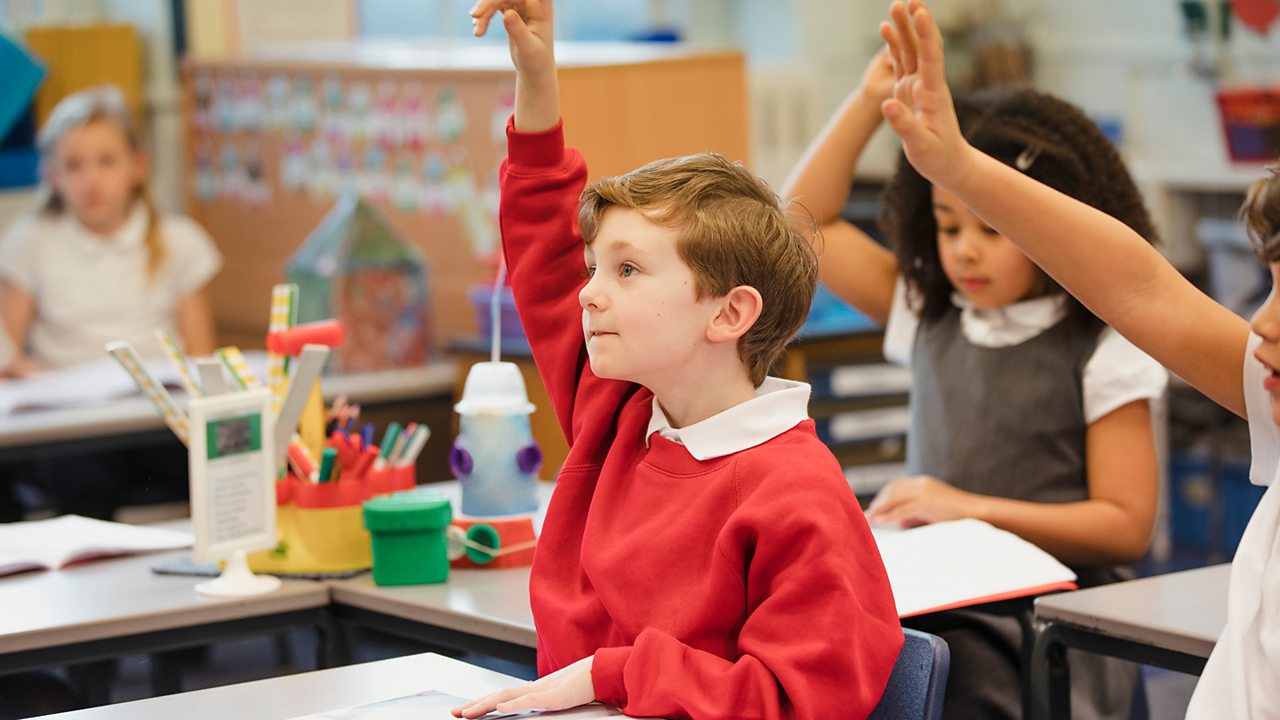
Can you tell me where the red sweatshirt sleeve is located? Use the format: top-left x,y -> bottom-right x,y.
499,117 -> 634,456
591,466 -> 903,720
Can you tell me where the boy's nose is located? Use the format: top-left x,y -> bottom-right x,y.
579,280 -> 604,311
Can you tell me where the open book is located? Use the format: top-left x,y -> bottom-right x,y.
872,518 -> 1078,618
0,515 -> 193,577
0,357 -> 186,415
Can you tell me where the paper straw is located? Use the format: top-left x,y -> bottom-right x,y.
105,341 -> 189,445
490,262 -> 506,363
265,283 -> 297,411
153,328 -> 201,397
217,346 -> 262,389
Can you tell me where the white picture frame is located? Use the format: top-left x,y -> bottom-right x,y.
188,387 -> 276,564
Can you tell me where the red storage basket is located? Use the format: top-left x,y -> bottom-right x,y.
1216,87 -> 1280,163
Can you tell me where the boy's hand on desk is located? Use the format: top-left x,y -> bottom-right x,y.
452,654 -> 595,718
866,475 -> 978,528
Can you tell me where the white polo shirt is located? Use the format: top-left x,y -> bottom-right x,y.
1186,332 -> 1280,718
645,377 -> 812,460
0,204 -> 222,368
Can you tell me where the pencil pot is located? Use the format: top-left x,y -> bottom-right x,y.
364,489 -> 452,585
366,463 -> 418,496
248,474 -> 374,574
1216,87 -> 1280,163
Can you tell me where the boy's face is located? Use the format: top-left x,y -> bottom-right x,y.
1250,262 -> 1280,426
580,207 -> 722,385
932,185 -> 1046,309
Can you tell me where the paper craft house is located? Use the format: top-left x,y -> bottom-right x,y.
288,192 -> 430,372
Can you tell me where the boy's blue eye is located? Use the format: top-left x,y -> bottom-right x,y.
619,263 -> 638,278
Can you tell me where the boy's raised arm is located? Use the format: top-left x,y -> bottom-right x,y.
473,0 -> 636,448
879,0 -> 1251,417
472,0 -> 559,132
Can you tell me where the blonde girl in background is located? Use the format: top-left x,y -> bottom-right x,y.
0,85 -> 220,376
783,30 -> 1167,720
878,0 -> 1280,716
0,86 -> 221,520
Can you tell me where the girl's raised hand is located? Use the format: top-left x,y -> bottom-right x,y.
878,0 -> 974,189
471,0 -> 556,80
858,46 -> 898,106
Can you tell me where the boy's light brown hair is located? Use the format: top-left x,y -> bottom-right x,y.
578,153 -> 817,386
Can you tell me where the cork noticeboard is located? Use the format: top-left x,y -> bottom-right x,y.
182,43 -> 748,353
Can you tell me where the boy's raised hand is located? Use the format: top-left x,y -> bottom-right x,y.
471,0 -> 554,77
471,0 -> 559,132
878,0 -> 974,188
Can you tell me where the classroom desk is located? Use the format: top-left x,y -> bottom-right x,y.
0,363 -> 457,460
36,652 -> 625,719
328,568 -> 537,666
327,480 -> 549,667
0,549 -> 333,703
1030,563 -> 1229,720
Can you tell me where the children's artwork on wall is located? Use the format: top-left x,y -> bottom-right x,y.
286,193 -> 431,373
219,144 -> 244,200
420,151 -> 447,215
401,82 -> 430,151
347,81 -> 373,143
243,140 -> 272,206
435,86 -> 467,144
193,72 -> 213,131
292,75 -> 317,133
237,72 -> 265,132
214,74 -> 238,131
491,87 -> 514,145
359,144 -> 389,202
373,80 -> 399,149
267,73 -> 291,130
194,139 -> 218,204
393,155 -> 420,212
280,133 -> 308,191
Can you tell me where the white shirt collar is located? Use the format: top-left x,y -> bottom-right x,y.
952,291 -> 1067,348
62,201 -> 148,254
644,377 -> 811,461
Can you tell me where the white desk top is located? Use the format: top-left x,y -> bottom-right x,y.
1131,158 -> 1263,194
41,652 -> 625,719
0,362 -> 457,449
0,549 -> 328,654
1034,563 -> 1229,659
329,567 -> 537,649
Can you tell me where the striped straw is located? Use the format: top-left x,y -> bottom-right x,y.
265,283 -> 297,411
154,328 -> 201,397
105,341 -> 189,445
217,346 -> 262,389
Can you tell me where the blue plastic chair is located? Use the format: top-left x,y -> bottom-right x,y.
868,628 -> 950,720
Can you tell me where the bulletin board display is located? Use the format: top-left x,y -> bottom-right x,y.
182,43 -> 748,353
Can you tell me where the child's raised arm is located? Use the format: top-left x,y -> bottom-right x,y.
472,0 -> 559,133
879,0 -> 1250,417
781,50 -> 899,324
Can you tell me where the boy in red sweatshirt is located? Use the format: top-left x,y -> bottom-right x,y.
454,2 -> 902,718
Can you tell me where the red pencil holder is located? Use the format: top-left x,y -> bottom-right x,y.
1216,87 -> 1280,163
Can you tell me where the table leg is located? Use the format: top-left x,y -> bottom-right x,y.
1030,622 -> 1072,720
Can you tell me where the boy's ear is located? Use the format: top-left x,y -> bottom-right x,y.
707,285 -> 763,344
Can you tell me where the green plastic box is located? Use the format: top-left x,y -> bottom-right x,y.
363,489 -> 452,586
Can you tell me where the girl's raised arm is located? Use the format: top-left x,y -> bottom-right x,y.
880,0 -> 1250,416
781,50 -> 899,324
